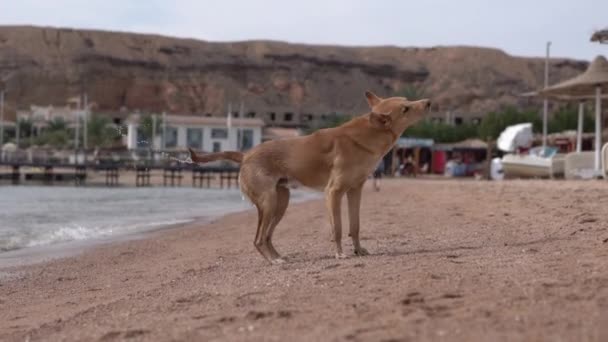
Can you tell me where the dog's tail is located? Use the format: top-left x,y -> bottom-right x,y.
188,148 -> 243,164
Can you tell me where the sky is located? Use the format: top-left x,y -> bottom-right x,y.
0,0 -> 606,60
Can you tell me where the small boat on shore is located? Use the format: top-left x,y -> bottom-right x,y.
501,146 -> 565,179
497,123 -> 565,179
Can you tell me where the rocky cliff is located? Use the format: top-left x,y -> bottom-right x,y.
0,26 -> 588,122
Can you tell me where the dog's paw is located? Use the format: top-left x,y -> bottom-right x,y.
271,258 -> 286,265
335,252 -> 348,259
354,247 -> 370,256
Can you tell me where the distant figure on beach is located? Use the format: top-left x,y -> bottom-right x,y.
373,160 -> 385,191
400,155 -> 415,177
420,162 -> 429,174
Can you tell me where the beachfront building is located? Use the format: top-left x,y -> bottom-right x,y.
16,103 -> 85,132
124,114 -> 264,152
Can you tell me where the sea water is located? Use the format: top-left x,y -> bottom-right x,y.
0,186 -> 317,254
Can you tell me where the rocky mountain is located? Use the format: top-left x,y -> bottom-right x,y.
0,26 -> 589,124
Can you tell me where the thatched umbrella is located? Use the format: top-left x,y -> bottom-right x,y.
540,55 -> 608,175
520,91 -> 608,153
591,29 -> 608,44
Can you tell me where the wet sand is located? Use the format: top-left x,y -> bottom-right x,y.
1,179 -> 608,341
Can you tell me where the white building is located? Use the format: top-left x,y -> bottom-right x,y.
17,103 -> 85,129
125,114 -> 264,152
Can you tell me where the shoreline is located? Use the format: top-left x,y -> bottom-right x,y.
2,179 -> 608,341
0,187 -> 320,269
0,218 -> 198,269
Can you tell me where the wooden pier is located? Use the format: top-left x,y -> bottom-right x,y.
162,167 -> 183,187
0,162 -> 240,189
192,167 -> 213,188
135,166 -> 151,187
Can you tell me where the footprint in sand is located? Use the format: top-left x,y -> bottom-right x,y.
99,329 -> 149,341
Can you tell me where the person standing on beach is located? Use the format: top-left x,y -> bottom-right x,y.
372,159 -> 385,191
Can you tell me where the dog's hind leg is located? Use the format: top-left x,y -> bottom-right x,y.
265,185 -> 290,262
252,190 -> 282,264
253,205 -> 265,257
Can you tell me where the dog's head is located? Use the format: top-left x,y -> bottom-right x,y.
365,91 -> 431,135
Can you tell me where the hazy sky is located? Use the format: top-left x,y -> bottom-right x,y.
1,0 -> 606,60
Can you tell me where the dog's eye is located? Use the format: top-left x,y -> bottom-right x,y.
402,106 -> 410,114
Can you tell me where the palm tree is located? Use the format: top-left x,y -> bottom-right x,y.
14,118 -> 32,147
139,114 -> 163,147
47,118 -> 68,132
34,118 -> 70,148
87,114 -> 118,148
17,118 -> 32,137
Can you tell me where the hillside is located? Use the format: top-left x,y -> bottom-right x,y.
0,26 -> 588,122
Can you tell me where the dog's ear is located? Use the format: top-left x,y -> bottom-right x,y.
369,112 -> 392,129
365,91 -> 382,108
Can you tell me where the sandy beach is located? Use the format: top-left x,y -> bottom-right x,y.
1,179 -> 608,341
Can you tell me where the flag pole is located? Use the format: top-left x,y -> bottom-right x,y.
542,41 -> 551,150
83,93 -> 88,150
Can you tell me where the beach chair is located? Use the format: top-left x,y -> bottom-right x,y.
564,152 -> 595,179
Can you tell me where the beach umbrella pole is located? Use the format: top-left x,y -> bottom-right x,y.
152,114 -> 157,150
595,86 -> 602,176
15,115 -> 19,148
542,99 -> 548,149
83,93 -> 88,150
542,42 -> 551,150
161,112 -> 166,150
0,90 -> 4,145
577,102 -> 584,153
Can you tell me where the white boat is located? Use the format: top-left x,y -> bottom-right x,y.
501,147 -> 565,179
497,123 -> 564,179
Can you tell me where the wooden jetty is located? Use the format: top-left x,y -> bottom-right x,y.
0,162 -> 240,189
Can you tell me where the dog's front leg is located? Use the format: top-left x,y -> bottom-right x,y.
325,187 -> 346,259
347,184 -> 369,256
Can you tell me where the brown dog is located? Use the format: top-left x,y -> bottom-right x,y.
189,91 -> 431,264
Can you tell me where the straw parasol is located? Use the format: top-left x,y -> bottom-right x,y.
540,56 -> 608,97
540,55 -> 608,175
591,29 -> 608,44
520,91 -> 608,101
520,90 -> 608,153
